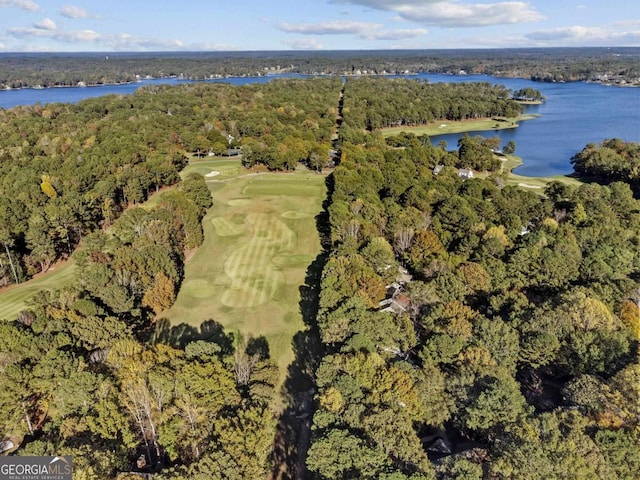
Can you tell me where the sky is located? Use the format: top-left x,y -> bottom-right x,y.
0,0 -> 639,52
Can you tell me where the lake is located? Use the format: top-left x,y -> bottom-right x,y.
1,73 -> 638,177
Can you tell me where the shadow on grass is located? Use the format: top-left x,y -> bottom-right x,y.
270,173 -> 333,480
146,317 -> 234,354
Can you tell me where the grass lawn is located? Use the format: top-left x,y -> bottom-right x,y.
0,261 -> 76,321
495,154 -> 585,191
380,114 -> 539,137
162,157 -> 327,388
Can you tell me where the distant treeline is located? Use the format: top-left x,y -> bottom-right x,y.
1,47 -> 639,89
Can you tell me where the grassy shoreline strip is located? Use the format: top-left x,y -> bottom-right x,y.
380,114 -> 539,137
480,154 -> 585,190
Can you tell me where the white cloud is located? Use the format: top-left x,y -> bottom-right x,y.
526,25 -> 605,41
7,25 -> 213,51
330,0 -> 543,27
278,20 -> 381,35
0,0 -> 40,11
191,42 -> 240,51
614,20 -> 640,28
363,28 -> 427,39
0,42 -> 5,49
283,38 -> 325,50
8,27 -> 50,38
109,33 -> 185,50
278,20 -> 426,40
9,26 -> 101,42
34,18 -> 57,31
525,25 -> 640,46
60,4 -> 89,19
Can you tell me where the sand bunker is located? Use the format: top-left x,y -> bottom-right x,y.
205,171 -> 220,177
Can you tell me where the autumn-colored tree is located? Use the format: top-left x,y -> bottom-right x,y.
619,299 -> 640,339
40,174 -> 58,199
142,272 -> 176,315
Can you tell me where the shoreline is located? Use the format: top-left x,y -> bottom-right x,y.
2,71 -> 639,92
380,114 -> 540,137
494,153 -> 584,189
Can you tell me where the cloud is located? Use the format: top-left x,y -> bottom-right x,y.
0,0 -> 40,11
278,20 -> 426,40
526,25 -> 605,41
330,0 -> 543,27
525,25 -> 640,46
34,18 -> 57,31
614,20 -> 640,28
363,28 -> 427,40
0,42 -> 5,49
60,4 -> 89,19
9,26 -> 102,42
7,25 -> 214,51
108,33 -> 185,50
278,20 -> 381,35
283,38 -> 325,50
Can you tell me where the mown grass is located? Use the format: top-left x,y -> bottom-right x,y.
495,154 -> 585,190
0,261 -> 76,321
380,114 -> 539,137
163,158 -> 327,384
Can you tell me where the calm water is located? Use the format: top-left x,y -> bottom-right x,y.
1,73 -> 638,177
414,74 -> 640,176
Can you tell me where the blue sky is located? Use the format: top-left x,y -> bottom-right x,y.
1,0 -> 639,51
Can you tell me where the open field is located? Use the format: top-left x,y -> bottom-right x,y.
380,114 -> 539,137
163,157 -> 327,384
0,261 -> 76,321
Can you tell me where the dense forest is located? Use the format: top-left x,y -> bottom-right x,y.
1,47 -> 639,89
341,78 -> 522,130
0,77 -> 522,288
307,133 -> 640,478
0,78 -> 340,286
0,76 -> 638,479
0,77 -> 345,478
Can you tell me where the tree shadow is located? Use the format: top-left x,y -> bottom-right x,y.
270,174 -> 333,480
145,317 -> 234,354
247,336 -> 271,360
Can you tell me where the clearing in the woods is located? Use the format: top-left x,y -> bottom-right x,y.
162,157 -> 327,383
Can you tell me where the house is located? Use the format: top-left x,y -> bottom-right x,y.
457,168 -> 474,181
378,281 -> 412,314
379,295 -> 411,314
433,164 -> 444,176
224,148 -> 243,157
